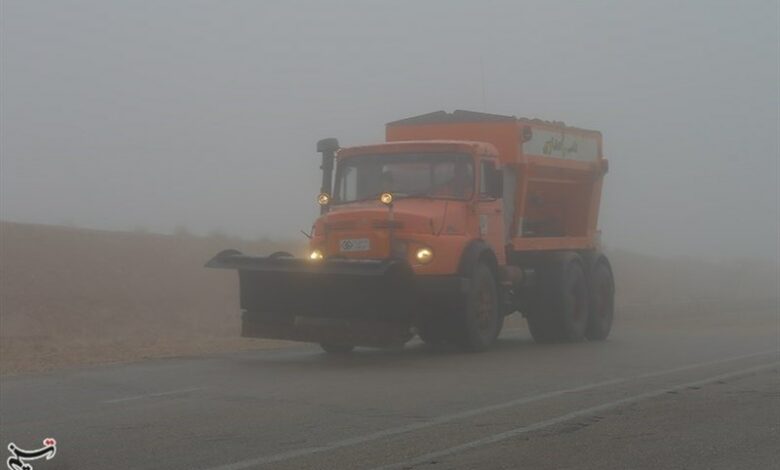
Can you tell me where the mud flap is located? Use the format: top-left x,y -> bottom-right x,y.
206,250 -> 418,347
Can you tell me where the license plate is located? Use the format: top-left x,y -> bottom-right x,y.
340,238 -> 370,252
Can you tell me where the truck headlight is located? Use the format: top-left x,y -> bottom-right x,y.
415,247 -> 433,264
309,249 -> 324,260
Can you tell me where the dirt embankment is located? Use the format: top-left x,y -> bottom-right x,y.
0,222 -> 302,374
0,221 -> 777,374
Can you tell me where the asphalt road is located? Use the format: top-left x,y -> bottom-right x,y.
1,306 -> 778,470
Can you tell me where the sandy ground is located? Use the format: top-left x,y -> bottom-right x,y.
0,222 -> 302,374
1,221 -> 777,374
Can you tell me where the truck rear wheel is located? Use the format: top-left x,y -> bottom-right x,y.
527,252 -> 589,342
455,263 -> 503,352
585,260 -> 614,340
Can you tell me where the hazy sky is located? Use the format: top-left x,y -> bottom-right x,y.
2,0 -> 778,261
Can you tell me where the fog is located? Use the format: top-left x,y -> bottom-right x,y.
2,0 -> 778,262
2,5 -> 780,461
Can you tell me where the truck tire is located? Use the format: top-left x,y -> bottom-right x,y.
527,252 -> 589,342
319,343 -> 355,354
455,263 -> 503,352
585,259 -> 614,340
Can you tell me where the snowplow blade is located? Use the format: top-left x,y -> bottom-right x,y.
206,250 -> 418,347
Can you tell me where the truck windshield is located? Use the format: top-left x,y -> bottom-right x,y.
334,153 -> 474,203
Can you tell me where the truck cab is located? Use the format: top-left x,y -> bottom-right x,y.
311,141 -> 506,276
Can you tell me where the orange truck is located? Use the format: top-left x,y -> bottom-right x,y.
207,110 -> 614,353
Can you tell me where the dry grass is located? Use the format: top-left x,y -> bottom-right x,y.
1,221 -> 776,374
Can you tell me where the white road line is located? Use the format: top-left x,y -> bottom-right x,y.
373,361 -> 779,470
204,349 -> 777,470
102,387 -> 203,404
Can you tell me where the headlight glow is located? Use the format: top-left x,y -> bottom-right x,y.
415,247 -> 433,264
309,249 -> 324,260
317,193 -> 330,206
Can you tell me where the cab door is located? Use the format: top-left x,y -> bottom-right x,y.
476,158 -> 506,264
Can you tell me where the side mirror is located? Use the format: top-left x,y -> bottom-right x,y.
490,168 -> 503,198
316,138 -> 339,214
485,167 -> 503,199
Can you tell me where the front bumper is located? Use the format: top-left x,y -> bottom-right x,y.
207,250 -> 466,346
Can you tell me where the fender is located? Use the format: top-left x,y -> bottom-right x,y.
457,239 -> 498,278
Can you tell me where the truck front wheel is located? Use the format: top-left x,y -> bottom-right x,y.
455,263 -> 503,352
